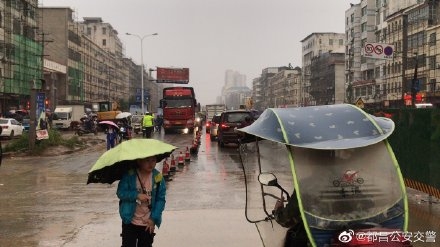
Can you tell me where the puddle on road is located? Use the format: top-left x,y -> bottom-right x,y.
0,154 -> 118,247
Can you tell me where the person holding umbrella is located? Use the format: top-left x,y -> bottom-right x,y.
105,126 -> 117,150
87,139 -> 177,247
99,121 -> 120,150
117,155 -> 165,246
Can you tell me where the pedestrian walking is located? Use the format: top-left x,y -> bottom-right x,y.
106,126 -> 117,150
88,139 -> 176,247
142,113 -> 154,138
154,115 -> 163,133
117,156 -> 166,247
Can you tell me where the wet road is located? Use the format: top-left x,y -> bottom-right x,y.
0,130 -> 261,247
0,129 -> 439,246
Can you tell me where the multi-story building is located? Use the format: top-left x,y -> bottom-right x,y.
345,0 -> 378,105
224,69 -> 246,90
0,0 -> 41,112
252,67 -> 280,110
40,8 -> 132,108
221,70 -> 250,109
39,7 -> 85,105
252,77 -> 262,109
81,17 -> 126,105
310,49 -> 346,105
285,67 -> 302,107
345,2 -> 362,103
345,0 -> 437,108
268,67 -> 300,107
80,17 -> 123,58
386,0 -> 440,107
301,32 -> 345,106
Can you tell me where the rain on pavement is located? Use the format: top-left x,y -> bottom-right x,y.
0,130 -> 261,247
0,130 -> 439,246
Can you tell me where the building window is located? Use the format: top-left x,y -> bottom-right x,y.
329,39 -> 333,45
429,32 -> 436,46
102,39 -> 107,46
339,39 -> 343,45
362,6 -> 367,16
429,56 -> 436,70
361,22 -> 367,32
102,27 -> 107,35
87,27 -> 91,35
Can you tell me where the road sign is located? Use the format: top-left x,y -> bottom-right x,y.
36,92 -> 46,118
355,97 -> 364,109
156,67 -> 189,84
363,42 -> 394,60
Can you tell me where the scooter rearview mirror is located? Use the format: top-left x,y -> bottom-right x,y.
258,173 -> 278,187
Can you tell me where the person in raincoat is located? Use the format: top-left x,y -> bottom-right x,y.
105,126 -> 117,150
142,113 -> 154,138
273,192 -> 308,247
116,155 -> 166,247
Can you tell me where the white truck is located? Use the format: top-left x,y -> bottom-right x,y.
205,104 -> 226,121
53,105 -> 85,130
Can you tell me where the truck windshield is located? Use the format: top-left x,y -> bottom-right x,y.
55,112 -> 68,120
165,99 -> 193,108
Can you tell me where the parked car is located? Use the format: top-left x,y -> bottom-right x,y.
209,114 -> 222,140
0,118 -> 24,139
217,110 -> 254,147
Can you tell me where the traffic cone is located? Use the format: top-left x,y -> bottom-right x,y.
178,151 -> 185,166
185,147 -> 191,162
190,140 -> 198,155
170,154 -> 177,173
162,158 -> 171,181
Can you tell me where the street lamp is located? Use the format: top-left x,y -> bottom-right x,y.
126,32 -> 158,114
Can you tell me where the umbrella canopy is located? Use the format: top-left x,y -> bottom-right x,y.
99,120 -> 119,129
87,139 -> 177,184
116,112 -> 132,119
237,104 -> 394,150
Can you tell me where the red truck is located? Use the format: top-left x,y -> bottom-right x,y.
161,87 -> 198,134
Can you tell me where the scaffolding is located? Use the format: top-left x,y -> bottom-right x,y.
1,0 -> 42,111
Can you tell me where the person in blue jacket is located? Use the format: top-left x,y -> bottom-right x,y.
117,155 -> 166,247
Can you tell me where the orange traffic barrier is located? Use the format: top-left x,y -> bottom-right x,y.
185,147 -> 191,162
162,158 -> 170,181
170,154 -> 177,173
178,151 -> 185,166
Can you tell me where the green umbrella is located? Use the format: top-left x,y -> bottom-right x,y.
87,139 -> 177,184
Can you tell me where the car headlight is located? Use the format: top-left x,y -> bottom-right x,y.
196,117 -> 201,122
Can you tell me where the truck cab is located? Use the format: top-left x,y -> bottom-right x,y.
161,87 -> 197,134
52,105 -> 85,130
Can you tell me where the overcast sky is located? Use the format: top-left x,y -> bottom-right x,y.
41,0 -> 352,105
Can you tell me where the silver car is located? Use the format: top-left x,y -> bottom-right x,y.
209,114 -> 221,140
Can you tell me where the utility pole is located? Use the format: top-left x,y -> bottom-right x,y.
411,53 -> 419,108
401,14 -> 408,108
29,80 -> 37,151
